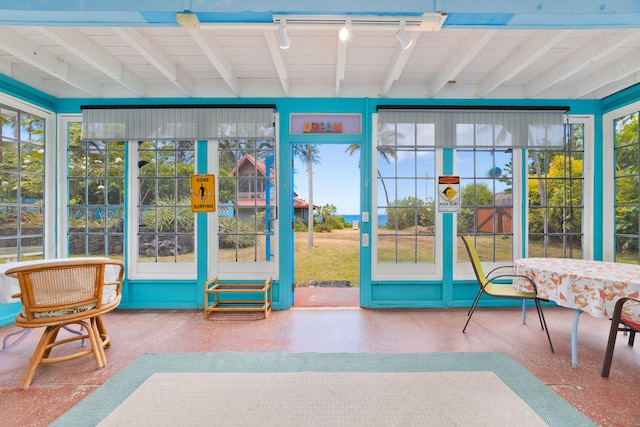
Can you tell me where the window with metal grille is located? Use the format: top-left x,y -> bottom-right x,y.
527,123 -> 584,259
0,104 -> 45,263
456,148 -> 514,263
374,122 -> 437,271
614,112 -> 640,264
137,140 -> 195,263
67,122 -> 125,258
217,138 -> 276,262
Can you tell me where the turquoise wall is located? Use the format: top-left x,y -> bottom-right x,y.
3,76 -> 640,324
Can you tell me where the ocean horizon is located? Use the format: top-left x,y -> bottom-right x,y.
340,214 -> 388,227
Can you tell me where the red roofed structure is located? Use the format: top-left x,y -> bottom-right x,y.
228,153 -> 314,221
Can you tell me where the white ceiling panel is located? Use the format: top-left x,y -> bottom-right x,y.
0,16 -> 638,100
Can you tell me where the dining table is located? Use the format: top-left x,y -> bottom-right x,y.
513,257 -> 640,367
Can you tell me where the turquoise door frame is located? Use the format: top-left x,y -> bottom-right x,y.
279,133 -> 366,309
289,141 -> 363,306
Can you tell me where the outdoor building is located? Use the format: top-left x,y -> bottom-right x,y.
1,1 -> 640,323
293,193 -> 315,223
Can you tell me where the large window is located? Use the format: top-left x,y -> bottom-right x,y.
136,140 -> 195,265
0,104 -> 45,263
614,111 -> 640,264
67,122 -> 125,258
376,108 -> 567,280
456,148 -> 513,263
217,138 -> 276,263
373,120 -> 438,279
527,123 -> 584,258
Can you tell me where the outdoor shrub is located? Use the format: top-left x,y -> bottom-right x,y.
385,197 -> 434,230
141,196 -> 194,231
218,216 -> 256,248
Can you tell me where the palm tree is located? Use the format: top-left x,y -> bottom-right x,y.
293,144 -> 321,247
345,139 -> 396,207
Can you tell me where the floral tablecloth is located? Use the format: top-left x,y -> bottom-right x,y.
513,258 -> 640,320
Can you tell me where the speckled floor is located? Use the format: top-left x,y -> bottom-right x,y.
0,289 -> 638,427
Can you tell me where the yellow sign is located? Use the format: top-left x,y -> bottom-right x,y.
190,174 -> 216,212
437,175 -> 461,213
442,185 -> 457,201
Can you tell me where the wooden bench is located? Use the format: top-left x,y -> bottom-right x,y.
204,276 -> 272,319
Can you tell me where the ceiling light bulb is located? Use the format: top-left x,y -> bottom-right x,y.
278,25 -> 291,49
396,28 -> 413,50
339,26 -> 351,42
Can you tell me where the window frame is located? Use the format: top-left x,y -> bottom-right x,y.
525,121 -> 593,259
127,139 -> 197,279
453,147 -> 523,280
0,95 -> 56,262
371,114 -> 442,281
64,121 -> 125,260
604,103 -> 640,262
208,116 -> 280,281
453,146 -> 520,280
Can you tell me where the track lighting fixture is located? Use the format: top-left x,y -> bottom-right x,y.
278,24 -> 291,49
395,27 -> 413,50
338,22 -> 351,42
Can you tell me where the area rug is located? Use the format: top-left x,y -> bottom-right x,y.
51,352 -> 596,427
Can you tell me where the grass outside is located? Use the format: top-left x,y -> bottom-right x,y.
295,229 -> 360,287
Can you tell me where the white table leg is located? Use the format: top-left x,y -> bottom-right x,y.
571,309 -> 583,367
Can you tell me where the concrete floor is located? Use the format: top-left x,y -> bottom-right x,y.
0,288 -> 638,426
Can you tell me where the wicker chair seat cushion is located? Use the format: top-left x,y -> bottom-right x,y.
20,285 -> 118,319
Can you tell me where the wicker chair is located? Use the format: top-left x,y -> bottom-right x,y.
5,258 -> 124,389
601,296 -> 640,378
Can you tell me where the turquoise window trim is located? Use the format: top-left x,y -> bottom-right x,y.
359,99 -> 372,308
592,114 -> 604,260
520,149 -> 529,258
0,74 -> 56,111
196,140 -> 208,309
441,148 -> 454,305
278,112 -> 293,309
122,141 -> 130,306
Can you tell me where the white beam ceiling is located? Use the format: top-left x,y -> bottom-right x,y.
0,26 -> 101,96
113,27 -> 194,96
0,18 -> 638,100
524,29 -> 640,98
35,27 -> 146,97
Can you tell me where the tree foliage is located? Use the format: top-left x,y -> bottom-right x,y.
385,197 -> 435,230
614,113 -> 640,251
528,154 -> 583,234
457,183 -> 494,234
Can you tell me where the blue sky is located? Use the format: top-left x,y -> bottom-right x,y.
293,144 -> 360,215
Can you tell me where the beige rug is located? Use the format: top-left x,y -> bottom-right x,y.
98,371 -> 546,426
52,352 -> 596,426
